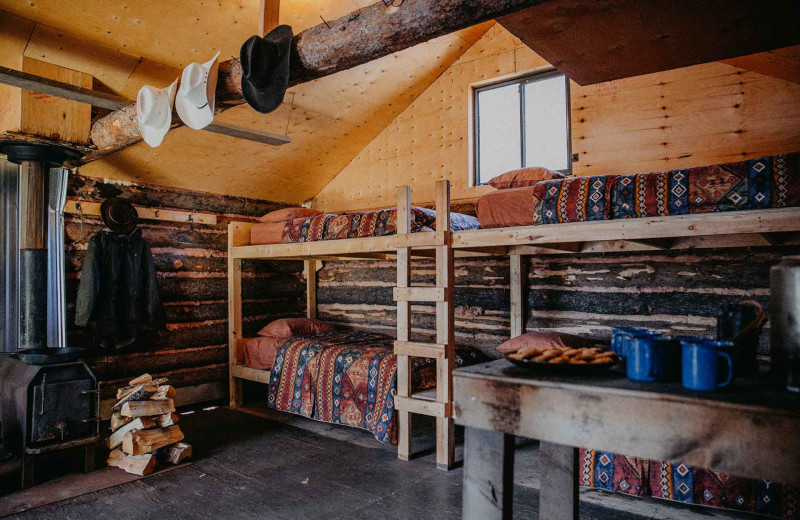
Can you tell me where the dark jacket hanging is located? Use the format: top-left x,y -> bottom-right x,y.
75,229 -> 165,349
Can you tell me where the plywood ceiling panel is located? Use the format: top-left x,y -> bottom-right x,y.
1,0 -> 377,70
77,23 -> 492,203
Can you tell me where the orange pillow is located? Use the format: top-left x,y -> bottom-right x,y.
496,331 -> 597,354
257,318 -> 335,338
244,336 -> 284,370
488,167 -> 564,190
250,221 -> 289,245
258,207 -> 322,223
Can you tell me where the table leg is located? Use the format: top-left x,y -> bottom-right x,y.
462,427 -> 515,520
539,441 -> 579,520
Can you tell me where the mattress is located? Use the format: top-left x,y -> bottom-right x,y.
475,153 -> 800,228
250,206 -> 479,245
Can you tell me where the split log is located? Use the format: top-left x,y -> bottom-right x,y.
86,0 -> 548,158
122,425 -> 184,456
112,385 -> 157,412
156,412 -> 179,428
150,385 -> 177,401
158,442 -> 192,465
107,449 -> 157,476
107,417 -> 157,449
129,374 -> 153,386
121,399 -> 176,418
116,378 -> 168,400
110,412 -> 133,432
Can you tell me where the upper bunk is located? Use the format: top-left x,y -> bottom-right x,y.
229,153 -> 800,261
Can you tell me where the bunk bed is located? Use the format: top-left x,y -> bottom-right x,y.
228,153 -> 800,479
227,181 -> 472,470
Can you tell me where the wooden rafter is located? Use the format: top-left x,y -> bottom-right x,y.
0,66 -> 290,152
88,0 -> 550,161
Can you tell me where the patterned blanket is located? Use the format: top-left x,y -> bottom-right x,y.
282,206 -> 479,243
580,449 -> 798,518
267,331 -> 487,443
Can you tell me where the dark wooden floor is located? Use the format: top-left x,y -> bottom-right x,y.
6,407 -> 759,520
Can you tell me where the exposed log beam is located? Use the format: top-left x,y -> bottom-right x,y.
88,0 -> 550,162
0,66 -> 290,156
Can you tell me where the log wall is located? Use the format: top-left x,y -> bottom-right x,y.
316,245 -> 798,359
64,174 -> 306,400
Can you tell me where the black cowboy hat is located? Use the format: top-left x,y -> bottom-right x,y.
101,197 -> 139,235
240,24 -> 293,114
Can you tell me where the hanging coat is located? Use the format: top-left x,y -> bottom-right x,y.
75,228 -> 165,349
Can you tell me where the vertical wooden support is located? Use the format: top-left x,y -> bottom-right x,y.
305,259 -> 317,319
539,442 -> 579,520
258,0 -> 281,37
435,179 -> 455,470
228,222 -> 245,408
462,428 -> 515,520
396,186 -> 413,460
509,254 -> 525,338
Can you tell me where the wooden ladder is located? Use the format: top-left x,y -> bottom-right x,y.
394,180 -> 455,470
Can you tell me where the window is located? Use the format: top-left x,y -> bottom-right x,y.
474,71 -> 571,185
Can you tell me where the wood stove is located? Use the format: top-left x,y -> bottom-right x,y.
0,142 -> 100,488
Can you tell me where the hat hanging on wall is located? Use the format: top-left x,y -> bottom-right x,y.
175,51 -> 221,130
240,25 -> 293,114
136,79 -> 178,147
101,197 -> 139,235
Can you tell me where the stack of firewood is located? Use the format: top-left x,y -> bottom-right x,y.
106,373 -> 192,475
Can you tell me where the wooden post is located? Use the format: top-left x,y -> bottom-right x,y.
228,222 -> 245,408
305,259 -> 317,319
396,185 -> 412,460
509,254 -> 525,338
539,442 -> 579,520
462,428 -> 515,520
435,180 -> 455,470
258,0 -> 281,37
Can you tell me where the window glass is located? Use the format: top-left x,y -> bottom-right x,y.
474,72 -> 570,185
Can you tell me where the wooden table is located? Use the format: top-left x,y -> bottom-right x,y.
453,360 -> 800,520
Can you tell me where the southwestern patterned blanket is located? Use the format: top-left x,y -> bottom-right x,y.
267,330 -> 486,444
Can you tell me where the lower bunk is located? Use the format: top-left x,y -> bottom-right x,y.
240,328 -> 487,445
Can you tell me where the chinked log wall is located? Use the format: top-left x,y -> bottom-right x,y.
317,246 -> 798,358
64,175 -> 306,400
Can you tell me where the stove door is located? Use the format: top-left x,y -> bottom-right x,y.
30,378 -> 93,444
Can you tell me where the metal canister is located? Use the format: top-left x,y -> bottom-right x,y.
770,256 -> 800,392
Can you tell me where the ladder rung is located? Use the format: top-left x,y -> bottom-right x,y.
394,395 -> 451,418
393,286 -> 446,302
394,341 -> 446,359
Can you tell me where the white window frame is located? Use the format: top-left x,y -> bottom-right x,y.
472,70 -> 572,186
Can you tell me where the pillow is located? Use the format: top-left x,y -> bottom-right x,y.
258,207 -> 322,223
250,221 -> 290,245
244,336 -> 284,370
257,318 -> 335,338
488,167 -> 564,190
496,331 -> 597,354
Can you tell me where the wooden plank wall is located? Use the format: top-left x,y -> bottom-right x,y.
316,245 -> 798,359
64,174 -> 306,400
314,23 -> 800,212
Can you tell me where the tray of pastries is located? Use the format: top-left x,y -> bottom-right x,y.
504,346 -> 619,373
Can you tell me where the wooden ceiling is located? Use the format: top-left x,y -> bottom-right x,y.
1,0 -> 490,203
498,0 -> 800,86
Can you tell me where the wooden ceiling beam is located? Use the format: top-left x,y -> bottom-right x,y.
0,66 -> 291,154
87,0 -> 551,162
259,0 -> 281,37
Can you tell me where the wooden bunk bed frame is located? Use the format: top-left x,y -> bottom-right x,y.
228,179 -> 800,470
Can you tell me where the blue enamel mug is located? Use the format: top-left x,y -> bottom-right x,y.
626,336 -> 681,382
679,338 -> 734,392
612,328 -> 662,358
